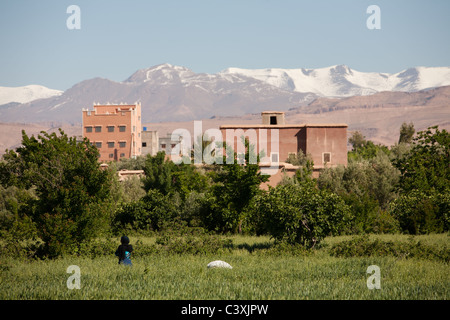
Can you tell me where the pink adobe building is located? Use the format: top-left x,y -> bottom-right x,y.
220,111 -> 348,187
82,103 -> 142,162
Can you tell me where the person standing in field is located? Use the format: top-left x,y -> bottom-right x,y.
115,236 -> 133,266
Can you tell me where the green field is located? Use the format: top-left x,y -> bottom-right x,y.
0,234 -> 448,300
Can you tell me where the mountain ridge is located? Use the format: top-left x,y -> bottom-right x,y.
221,65 -> 450,97
1,85 -> 449,156
0,63 -> 449,124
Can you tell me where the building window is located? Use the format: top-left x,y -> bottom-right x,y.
119,126 -> 126,132
107,126 -> 115,132
108,142 -> 115,148
95,126 -> 102,133
95,142 -> 102,148
120,153 -> 125,158
109,154 -> 114,158
85,126 -> 93,133
161,144 -> 166,149
270,116 -> 277,125
270,152 -> 279,163
142,142 -> 147,147
171,144 -> 176,148
119,141 -> 126,148
323,152 -> 331,164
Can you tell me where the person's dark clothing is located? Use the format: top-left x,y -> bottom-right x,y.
115,236 -> 133,266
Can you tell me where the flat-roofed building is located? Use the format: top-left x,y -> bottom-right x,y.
82,103 -> 142,162
141,127 -> 159,156
220,111 -> 348,187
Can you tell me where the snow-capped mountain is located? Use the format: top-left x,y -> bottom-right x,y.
0,85 -> 63,105
0,64 -> 315,123
221,65 -> 450,97
0,63 -> 449,124
124,63 -> 196,84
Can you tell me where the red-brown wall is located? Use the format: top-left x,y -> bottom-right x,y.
82,104 -> 142,162
219,124 -> 347,168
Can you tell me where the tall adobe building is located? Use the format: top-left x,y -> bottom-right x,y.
82,103 -> 142,162
220,111 -> 347,186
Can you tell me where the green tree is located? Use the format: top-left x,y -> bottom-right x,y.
251,183 -> 350,248
398,121 -> 415,144
0,130 -> 113,257
138,151 -> 209,229
201,138 -> 269,233
394,126 -> 449,194
348,131 -> 366,152
115,155 -> 147,170
113,189 -> 179,233
390,126 -> 449,234
0,185 -> 38,242
142,151 -> 208,201
389,142 -> 412,163
318,152 -> 400,233
348,131 -> 390,161
286,150 -> 314,167
142,152 -> 176,195
389,189 -> 449,234
284,150 -> 315,185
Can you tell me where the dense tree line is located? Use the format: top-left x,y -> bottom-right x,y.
0,123 -> 448,257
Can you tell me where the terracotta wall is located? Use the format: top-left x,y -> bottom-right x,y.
82,104 -> 142,162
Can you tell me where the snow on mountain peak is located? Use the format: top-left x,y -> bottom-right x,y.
221,65 -> 450,97
125,63 -> 194,83
107,63 -> 450,97
0,85 -> 63,105
2,63 -> 449,118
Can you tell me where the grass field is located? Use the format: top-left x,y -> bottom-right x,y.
0,234 -> 448,300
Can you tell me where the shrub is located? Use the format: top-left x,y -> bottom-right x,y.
113,200 -> 152,233
372,210 -> 401,234
113,189 -> 180,233
389,189 -> 449,234
251,183 -> 351,248
203,138 -> 268,234
155,219 -> 232,255
317,153 -> 400,234
77,238 -> 118,258
255,241 -> 313,257
394,126 -> 449,194
0,238 -> 43,260
0,130 -> 113,258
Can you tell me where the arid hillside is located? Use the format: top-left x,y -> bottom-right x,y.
1,86 -> 449,155
146,86 -> 450,148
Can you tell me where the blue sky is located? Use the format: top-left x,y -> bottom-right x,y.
1,0 -> 449,91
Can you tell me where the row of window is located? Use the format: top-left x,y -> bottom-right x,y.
106,153 -> 126,159
94,141 -> 127,148
140,142 -> 176,149
85,125 -> 137,133
287,152 -> 332,164
160,143 -> 177,149
267,152 -> 329,164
